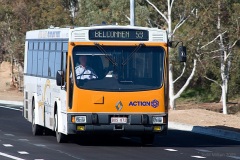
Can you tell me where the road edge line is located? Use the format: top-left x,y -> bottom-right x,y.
0,100 -> 23,106
169,121 -> 240,142
0,106 -> 22,111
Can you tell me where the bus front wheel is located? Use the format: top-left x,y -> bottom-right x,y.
54,111 -> 67,143
32,100 -> 43,135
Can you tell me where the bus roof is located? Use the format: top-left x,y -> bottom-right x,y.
26,27 -> 70,40
26,25 -> 168,43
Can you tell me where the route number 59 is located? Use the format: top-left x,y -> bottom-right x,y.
136,31 -> 144,39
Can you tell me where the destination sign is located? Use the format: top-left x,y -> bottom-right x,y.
89,29 -> 149,41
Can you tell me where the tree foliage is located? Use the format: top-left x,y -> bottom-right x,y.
0,0 -> 72,62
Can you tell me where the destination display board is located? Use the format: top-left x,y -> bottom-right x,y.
89,29 -> 149,41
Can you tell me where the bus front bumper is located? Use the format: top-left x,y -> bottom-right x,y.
67,113 -> 168,135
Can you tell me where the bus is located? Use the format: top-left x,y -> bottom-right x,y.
23,25 -> 186,144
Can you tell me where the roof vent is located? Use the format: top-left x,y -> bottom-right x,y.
152,32 -> 164,42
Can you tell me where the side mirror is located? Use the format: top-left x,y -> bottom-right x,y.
56,70 -> 64,86
178,46 -> 187,62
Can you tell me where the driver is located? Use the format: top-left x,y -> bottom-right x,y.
75,55 -> 98,80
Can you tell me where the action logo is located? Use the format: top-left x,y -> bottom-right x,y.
129,99 -> 159,108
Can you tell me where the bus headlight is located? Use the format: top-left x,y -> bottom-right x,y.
75,116 -> 87,123
152,116 -> 163,124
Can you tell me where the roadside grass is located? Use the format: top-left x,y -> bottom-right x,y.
177,87 -> 219,103
176,88 -> 240,116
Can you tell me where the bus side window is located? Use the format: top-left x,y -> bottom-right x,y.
55,52 -> 61,77
63,42 -> 68,84
49,52 -> 55,77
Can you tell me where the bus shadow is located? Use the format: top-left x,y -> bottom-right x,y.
68,129 -> 240,147
69,134 -> 142,147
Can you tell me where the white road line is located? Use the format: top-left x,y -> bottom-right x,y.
5,134 -> 14,136
195,149 -> 212,153
0,105 -> 22,111
18,151 -> 29,155
164,148 -> 178,152
34,159 -> 44,160
0,151 -> 25,160
34,144 -> 46,147
191,155 -> 206,159
18,139 -> 29,141
228,156 -> 240,160
3,144 -> 13,147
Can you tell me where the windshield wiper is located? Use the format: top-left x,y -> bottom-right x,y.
122,43 -> 144,66
94,43 -> 118,66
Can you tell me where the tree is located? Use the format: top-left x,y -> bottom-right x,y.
61,0 -> 79,23
146,0 -> 197,109
74,0 -> 152,26
0,0 -> 72,64
196,0 -> 240,114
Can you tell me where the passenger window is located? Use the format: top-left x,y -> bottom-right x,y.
27,51 -> 33,74
32,51 -> 38,75
37,51 -> 43,76
29,42 -> 33,50
55,52 -> 61,74
43,51 -> 49,77
39,42 -> 44,50
49,52 -> 55,78
34,42 -> 38,50
63,42 -> 68,51
50,42 -> 55,50
62,52 -> 67,81
57,42 -> 62,51
45,42 -> 50,50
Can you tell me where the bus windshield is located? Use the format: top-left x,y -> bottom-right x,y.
72,46 -> 165,91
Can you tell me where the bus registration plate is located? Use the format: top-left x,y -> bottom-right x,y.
111,117 -> 127,124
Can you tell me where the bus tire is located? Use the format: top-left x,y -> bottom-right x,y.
141,134 -> 155,145
54,111 -> 67,143
32,99 -> 43,136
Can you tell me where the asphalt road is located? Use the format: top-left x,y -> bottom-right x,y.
0,104 -> 240,160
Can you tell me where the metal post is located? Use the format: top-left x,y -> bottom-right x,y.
130,0 -> 135,26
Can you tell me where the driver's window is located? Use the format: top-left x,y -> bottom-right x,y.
68,59 -> 73,109
74,55 -> 98,80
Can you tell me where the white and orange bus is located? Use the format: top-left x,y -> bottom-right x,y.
23,25 -> 186,144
